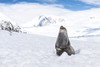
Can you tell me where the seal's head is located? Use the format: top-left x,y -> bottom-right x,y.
60,26 -> 65,29
60,26 -> 67,32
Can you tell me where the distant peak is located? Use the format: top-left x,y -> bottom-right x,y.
39,15 -> 46,20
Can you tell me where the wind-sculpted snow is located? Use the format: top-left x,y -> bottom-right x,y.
0,30 -> 100,67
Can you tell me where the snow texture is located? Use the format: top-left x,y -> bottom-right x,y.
0,30 -> 100,67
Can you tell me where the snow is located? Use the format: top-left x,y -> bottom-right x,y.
0,7 -> 100,38
0,4 -> 100,67
0,12 -> 22,32
0,12 -> 17,26
22,9 -> 100,37
0,30 -> 100,67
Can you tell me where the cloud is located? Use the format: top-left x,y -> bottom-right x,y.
80,0 -> 100,5
0,3 -> 71,26
36,0 -> 56,2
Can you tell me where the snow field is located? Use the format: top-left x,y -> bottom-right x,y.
0,30 -> 100,67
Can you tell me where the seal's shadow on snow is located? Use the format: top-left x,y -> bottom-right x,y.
53,49 -> 81,56
75,49 -> 81,54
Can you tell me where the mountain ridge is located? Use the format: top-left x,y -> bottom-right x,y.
0,12 -> 21,32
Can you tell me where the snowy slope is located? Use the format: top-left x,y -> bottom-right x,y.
0,12 -> 17,26
0,12 -> 21,32
22,15 -> 65,27
0,30 -> 100,67
23,11 -> 100,37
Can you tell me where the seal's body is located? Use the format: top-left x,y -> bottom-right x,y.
55,26 -> 75,56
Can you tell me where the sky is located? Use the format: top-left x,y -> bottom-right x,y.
0,0 -> 100,26
0,0 -> 100,11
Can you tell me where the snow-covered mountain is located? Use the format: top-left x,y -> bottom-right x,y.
23,12 -> 100,37
22,15 -> 65,27
0,10 -> 100,38
37,15 -> 56,26
0,12 -> 21,32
